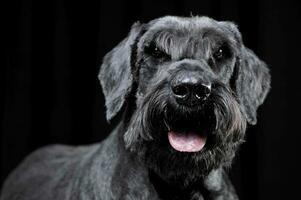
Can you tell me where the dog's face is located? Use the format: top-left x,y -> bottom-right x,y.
99,16 -> 270,186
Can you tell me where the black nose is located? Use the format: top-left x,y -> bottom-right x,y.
171,77 -> 211,106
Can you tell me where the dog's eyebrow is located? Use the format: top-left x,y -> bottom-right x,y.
151,30 -> 196,59
152,30 -> 174,54
147,28 -> 236,60
202,28 -> 239,49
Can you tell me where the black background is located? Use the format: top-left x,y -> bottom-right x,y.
1,0 -> 301,199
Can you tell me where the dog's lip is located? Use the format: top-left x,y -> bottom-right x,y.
167,130 -> 207,152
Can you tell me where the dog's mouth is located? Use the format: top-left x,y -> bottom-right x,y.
163,110 -> 214,153
167,131 -> 207,152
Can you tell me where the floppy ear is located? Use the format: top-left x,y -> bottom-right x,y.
234,47 -> 271,125
219,21 -> 271,124
98,22 -> 143,121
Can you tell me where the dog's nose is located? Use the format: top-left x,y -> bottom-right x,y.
171,77 -> 211,106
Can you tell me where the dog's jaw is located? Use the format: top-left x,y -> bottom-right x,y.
124,79 -> 247,188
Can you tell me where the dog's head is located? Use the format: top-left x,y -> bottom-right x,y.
99,16 -> 270,186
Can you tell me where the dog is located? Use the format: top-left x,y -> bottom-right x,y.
1,16 -> 270,200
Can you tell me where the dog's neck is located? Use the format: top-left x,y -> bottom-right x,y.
148,169 -> 211,200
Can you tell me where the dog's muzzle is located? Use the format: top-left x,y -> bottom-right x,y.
166,62 -> 215,153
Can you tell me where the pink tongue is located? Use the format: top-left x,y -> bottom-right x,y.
168,131 -> 206,152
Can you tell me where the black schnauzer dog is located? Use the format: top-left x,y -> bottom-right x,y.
1,16 -> 270,200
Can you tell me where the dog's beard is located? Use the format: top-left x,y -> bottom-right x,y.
124,82 -> 246,187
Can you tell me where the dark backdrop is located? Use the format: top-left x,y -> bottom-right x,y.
1,0 -> 301,199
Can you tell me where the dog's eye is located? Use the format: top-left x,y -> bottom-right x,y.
214,48 -> 224,60
213,45 -> 231,61
145,43 -> 171,60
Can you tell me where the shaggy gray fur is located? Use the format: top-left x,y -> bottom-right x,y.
0,16 -> 270,200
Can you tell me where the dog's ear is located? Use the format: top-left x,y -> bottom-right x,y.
220,21 -> 271,125
234,47 -> 271,125
98,22 -> 143,121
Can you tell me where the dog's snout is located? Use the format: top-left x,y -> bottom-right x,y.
171,74 -> 211,106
